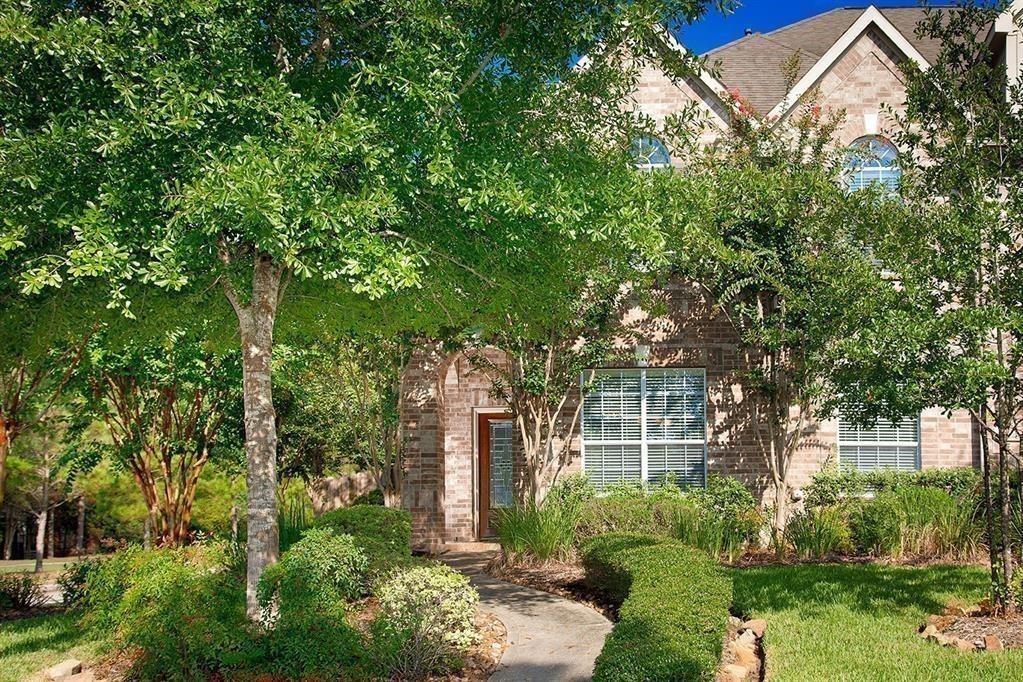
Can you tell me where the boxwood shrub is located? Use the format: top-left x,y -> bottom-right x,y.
581,533 -> 732,682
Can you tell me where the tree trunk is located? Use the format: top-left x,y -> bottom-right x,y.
3,507 -> 15,560
34,510 -> 47,573
230,503 -> 239,545
46,508 -> 55,558
143,515 -> 152,548
980,411 -> 1000,599
231,253 -> 283,621
76,496 -> 86,555
0,422 -> 10,508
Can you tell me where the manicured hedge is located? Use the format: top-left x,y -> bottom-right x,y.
582,533 -> 732,682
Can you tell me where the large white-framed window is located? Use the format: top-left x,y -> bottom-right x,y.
845,136 -> 901,192
837,413 -> 920,472
581,368 -> 707,490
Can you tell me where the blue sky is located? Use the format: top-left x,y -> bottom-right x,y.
679,1 -> 926,54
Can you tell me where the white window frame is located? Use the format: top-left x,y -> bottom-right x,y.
837,412 -> 921,472
579,367 -> 708,488
845,135 -> 901,192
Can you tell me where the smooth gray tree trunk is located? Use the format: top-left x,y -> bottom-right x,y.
232,253 -> 282,620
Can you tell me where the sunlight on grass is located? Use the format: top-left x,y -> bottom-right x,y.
733,564 -> 1023,681
0,613 -> 106,682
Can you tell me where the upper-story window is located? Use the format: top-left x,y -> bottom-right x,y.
846,136 -> 901,192
631,136 -> 672,171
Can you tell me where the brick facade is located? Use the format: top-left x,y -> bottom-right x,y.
399,12 -> 982,548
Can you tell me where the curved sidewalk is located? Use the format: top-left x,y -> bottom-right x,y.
442,551 -> 612,682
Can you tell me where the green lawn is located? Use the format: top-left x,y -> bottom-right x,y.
733,563 -> 1023,681
0,613 -> 106,682
0,556 -> 95,575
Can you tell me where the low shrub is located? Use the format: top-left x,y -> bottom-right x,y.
372,563 -> 480,679
545,473 -> 596,510
0,573 -> 46,610
849,487 -> 978,559
115,552 -> 253,679
80,543 -> 254,679
582,533 -> 732,681
805,466 -> 980,507
58,559 -> 99,608
785,506 -> 852,560
312,504 -> 413,579
576,476 -> 762,561
257,528 -> 366,677
494,501 -> 579,563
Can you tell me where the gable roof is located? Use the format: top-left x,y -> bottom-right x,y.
702,5 -> 952,115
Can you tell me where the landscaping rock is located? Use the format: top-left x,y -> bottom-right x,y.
920,624 -> 939,638
728,641 -> 759,668
721,663 -> 749,682
950,637 -> 975,652
66,673 -> 95,682
46,659 -> 83,681
984,634 -> 1004,652
738,629 -> 757,646
743,618 -> 767,638
728,615 -> 743,629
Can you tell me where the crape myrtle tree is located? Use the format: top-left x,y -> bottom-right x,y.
463,246 -> 640,505
826,3 -> 1023,610
657,77 -> 888,544
0,0 -> 724,617
69,329 -> 242,547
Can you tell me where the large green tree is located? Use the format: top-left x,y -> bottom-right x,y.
826,3 -> 1023,610
0,0 -> 722,616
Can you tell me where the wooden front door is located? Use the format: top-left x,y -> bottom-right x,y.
478,412 -> 514,538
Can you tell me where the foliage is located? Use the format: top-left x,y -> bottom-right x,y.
574,476 -> 761,561
545,473 -> 597,510
77,543 -> 252,679
0,0 -> 723,616
804,465 -> 981,508
257,529 -> 365,677
259,528 -> 368,608
275,336 -> 411,506
311,504 -> 414,580
277,494 -> 311,553
658,61 -> 885,538
733,564 -> 1023,680
821,2 -> 1023,609
0,573 -> 46,610
785,506 -> 852,560
493,501 -> 579,564
113,553 -> 253,679
848,488 -> 978,560
70,329 -> 242,546
581,533 -> 732,681
373,563 -> 480,679
58,559 -> 99,609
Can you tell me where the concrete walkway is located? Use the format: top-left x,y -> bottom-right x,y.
442,551 -> 613,682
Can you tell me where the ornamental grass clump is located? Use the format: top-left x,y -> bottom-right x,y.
494,500 -> 579,564
785,506 -> 852,560
0,574 -> 46,610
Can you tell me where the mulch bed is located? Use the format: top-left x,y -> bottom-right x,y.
485,558 -> 619,620
0,604 -> 64,622
439,610 -> 507,681
940,613 -> 1023,649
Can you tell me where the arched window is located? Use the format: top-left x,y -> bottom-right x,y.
846,136 -> 900,192
631,136 -> 671,170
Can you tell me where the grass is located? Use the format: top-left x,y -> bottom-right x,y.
0,613 -> 106,682
0,556 -> 95,575
733,563 -> 1023,681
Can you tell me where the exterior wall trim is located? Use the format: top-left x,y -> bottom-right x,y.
768,5 -> 931,121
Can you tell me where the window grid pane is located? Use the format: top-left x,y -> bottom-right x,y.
838,413 -> 920,472
583,368 -> 706,490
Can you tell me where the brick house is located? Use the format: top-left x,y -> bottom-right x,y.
399,4 -> 1023,549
